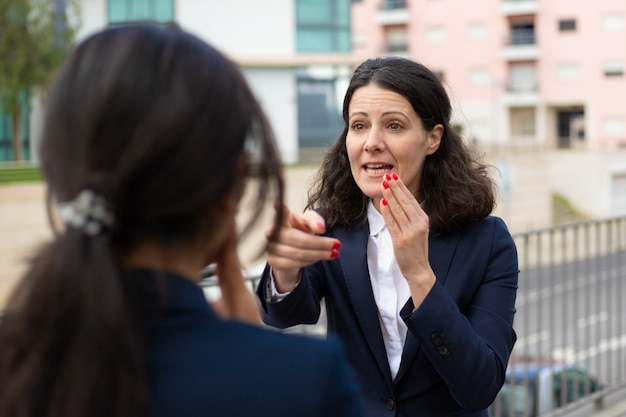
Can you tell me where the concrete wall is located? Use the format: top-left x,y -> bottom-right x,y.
549,149 -> 626,218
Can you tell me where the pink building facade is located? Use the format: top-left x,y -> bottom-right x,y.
351,0 -> 626,150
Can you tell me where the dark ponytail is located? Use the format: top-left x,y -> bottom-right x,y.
0,229 -> 148,416
0,22 -> 285,417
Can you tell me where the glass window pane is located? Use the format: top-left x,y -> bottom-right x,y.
130,0 -> 151,20
337,30 -> 351,52
107,0 -> 173,23
298,29 -> 334,52
108,0 -> 127,23
154,0 -> 174,22
297,0 -> 331,24
336,0 -> 351,25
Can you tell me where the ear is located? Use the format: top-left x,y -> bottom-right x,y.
426,124 -> 443,155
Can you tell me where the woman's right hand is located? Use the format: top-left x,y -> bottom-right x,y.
266,205 -> 341,293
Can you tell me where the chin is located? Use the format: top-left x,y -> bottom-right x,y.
362,190 -> 382,201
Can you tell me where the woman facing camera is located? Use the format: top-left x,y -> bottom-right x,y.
258,56 -> 519,417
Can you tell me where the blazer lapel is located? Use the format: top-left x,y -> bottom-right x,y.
394,231 -> 461,384
335,225 -> 393,385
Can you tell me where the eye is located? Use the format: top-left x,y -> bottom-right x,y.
351,122 -> 366,131
389,122 -> 402,130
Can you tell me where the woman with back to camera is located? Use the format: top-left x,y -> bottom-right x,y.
257,57 -> 519,416
0,23 -> 365,417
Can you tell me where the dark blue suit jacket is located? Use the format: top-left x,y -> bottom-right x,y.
258,216 -> 519,417
136,269 -> 365,417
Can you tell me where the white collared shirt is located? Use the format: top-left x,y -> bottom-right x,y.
367,200 -> 411,379
270,201 -> 411,378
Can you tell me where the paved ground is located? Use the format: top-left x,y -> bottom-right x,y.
0,165 -> 319,310
0,152 -> 555,310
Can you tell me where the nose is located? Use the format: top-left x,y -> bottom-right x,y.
363,126 -> 385,152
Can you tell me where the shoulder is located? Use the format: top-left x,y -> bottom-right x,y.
438,216 -> 517,259
455,215 -> 513,240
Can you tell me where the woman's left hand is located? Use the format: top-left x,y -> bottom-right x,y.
380,172 -> 436,307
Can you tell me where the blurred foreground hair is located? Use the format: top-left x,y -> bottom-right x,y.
0,22 -> 284,417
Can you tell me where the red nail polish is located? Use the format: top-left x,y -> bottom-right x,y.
330,249 -> 340,259
392,173 -> 399,180
332,241 -> 342,250
385,173 -> 392,181
382,199 -> 387,206
316,222 -> 326,231
382,181 -> 389,189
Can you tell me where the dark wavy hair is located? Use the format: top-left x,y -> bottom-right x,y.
307,56 -> 495,235
0,23 -> 284,417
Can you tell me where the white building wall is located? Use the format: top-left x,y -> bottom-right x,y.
47,0 -> 300,164
178,0 -> 294,58
76,0 -> 107,40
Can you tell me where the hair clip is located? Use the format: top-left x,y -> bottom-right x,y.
59,189 -> 114,236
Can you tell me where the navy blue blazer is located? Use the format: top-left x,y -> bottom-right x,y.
258,216 -> 519,417
136,269 -> 365,417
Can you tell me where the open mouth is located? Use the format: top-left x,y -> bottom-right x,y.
363,163 -> 393,175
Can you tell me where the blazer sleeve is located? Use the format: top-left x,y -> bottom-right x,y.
400,216 -> 519,411
256,264 -> 325,329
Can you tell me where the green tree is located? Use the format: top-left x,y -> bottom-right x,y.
0,0 -> 80,161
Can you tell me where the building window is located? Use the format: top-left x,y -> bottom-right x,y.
426,26 -> 446,43
603,118 -> 625,136
602,13 -> 625,33
509,63 -> 537,91
520,117 -> 535,136
467,22 -> 488,41
509,22 -> 535,45
468,67 -> 490,86
557,63 -> 579,81
384,26 -> 408,53
297,74 -> 344,148
559,19 -> 576,32
380,0 -> 407,9
296,0 -> 351,53
604,61 -> 624,77
107,0 -> 174,24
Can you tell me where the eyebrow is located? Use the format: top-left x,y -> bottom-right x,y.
349,110 -> 409,119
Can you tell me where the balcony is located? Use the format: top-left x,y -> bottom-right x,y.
502,82 -> 539,106
380,0 -> 407,9
499,0 -> 539,16
375,0 -> 409,25
501,29 -> 538,61
381,42 -> 409,57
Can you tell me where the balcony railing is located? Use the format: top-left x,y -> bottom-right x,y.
508,29 -> 536,45
385,43 -> 408,53
380,0 -> 407,10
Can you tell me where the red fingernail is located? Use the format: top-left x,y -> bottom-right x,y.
317,222 -> 326,230
385,173 -> 392,181
392,173 -> 398,180
382,199 -> 387,206
331,249 -> 340,258
332,241 -> 342,249
382,181 -> 389,189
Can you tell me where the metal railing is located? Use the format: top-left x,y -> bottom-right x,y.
202,216 -> 626,415
379,0 -> 407,10
508,29 -> 536,45
492,216 -> 626,416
